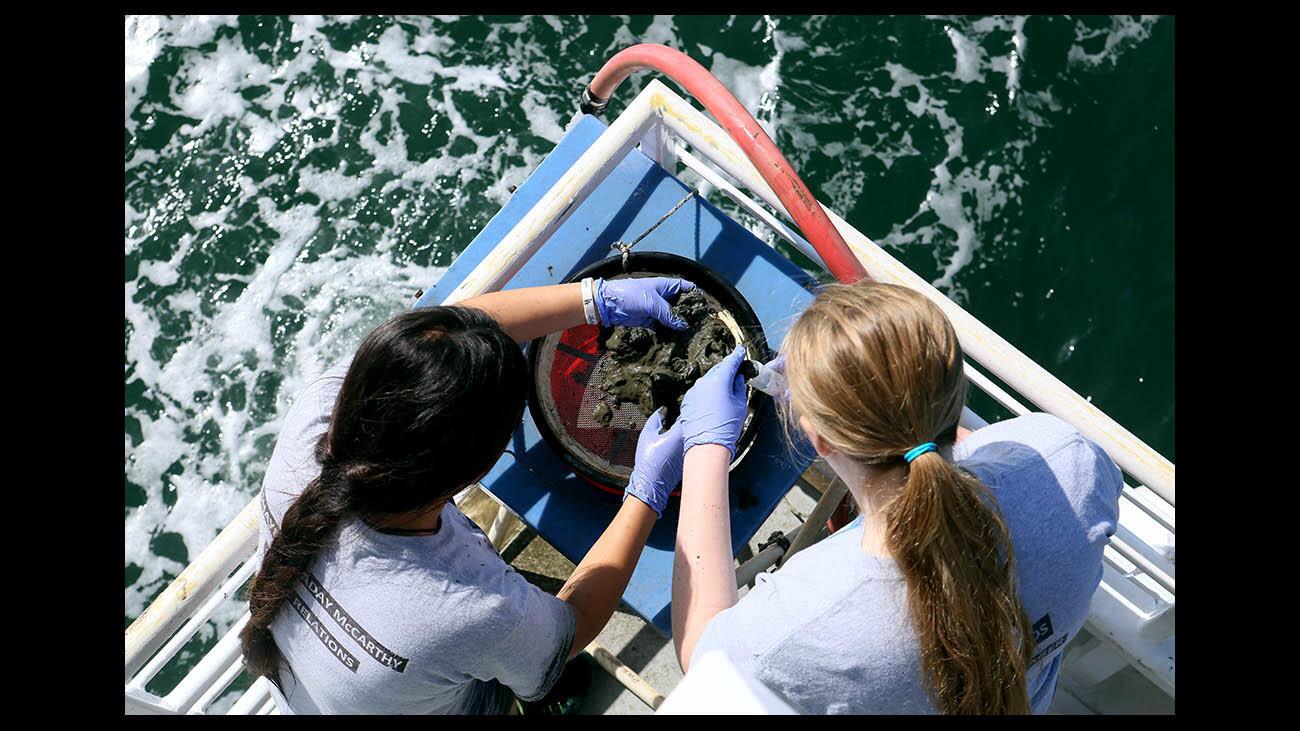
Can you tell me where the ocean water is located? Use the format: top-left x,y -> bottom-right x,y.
124,14 -> 1174,701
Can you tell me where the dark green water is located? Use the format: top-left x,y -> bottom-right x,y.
124,15 -> 1172,701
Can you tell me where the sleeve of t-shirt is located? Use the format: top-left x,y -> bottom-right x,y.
475,570 -> 577,702
258,359 -> 351,545
956,412 -> 1123,529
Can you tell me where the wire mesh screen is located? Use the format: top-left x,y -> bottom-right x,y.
530,269 -> 764,489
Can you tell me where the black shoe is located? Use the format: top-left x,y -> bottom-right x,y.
519,653 -> 595,716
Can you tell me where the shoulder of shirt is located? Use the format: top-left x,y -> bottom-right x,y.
954,413 -> 1120,485
432,509 -> 548,613
295,359 -> 351,402
274,360 -> 352,438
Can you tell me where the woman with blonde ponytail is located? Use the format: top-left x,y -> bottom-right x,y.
671,282 -> 1123,714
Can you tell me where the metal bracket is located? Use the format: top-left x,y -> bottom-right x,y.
579,87 -> 610,116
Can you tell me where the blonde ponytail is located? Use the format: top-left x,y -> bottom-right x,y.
887,451 -> 1032,714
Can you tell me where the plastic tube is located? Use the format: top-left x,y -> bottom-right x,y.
741,359 -> 787,398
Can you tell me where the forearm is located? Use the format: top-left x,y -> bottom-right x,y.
557,498 -> 657,658
456,283 -> 585,342
671,444 -> 738,672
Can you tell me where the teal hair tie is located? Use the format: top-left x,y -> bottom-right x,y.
903,442 -> 937,463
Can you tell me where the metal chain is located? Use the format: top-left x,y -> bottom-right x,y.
610,188 -> 697,271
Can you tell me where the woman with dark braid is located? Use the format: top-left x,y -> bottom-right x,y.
670,282 -> 1123,714
242,277 -> 696,714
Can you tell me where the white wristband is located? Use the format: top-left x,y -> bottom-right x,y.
580,277 -> 600,325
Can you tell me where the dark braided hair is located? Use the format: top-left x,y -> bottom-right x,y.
240,305 -> 527,683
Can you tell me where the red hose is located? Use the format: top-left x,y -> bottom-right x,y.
585,44 -> 869,285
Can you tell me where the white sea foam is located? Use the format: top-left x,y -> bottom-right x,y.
288,14 -> 326,43
125,16 -> 575,626
125,17 -> 485,622
846,15 -> 1154,299
297,166 -> 372,202
169,36 -> 275,146
125,15 -> 240,134
1007,17 -> 1026,101
125,238 -> 447,619
521,89 -> 566,144
946,25 -> 986,83
166,15 -> 240,47
707,16 -> 790,140
870,49 -> 1003,296
642,15 -> 679,47
125,15 -> 161,128
1068,15 -> 1161,68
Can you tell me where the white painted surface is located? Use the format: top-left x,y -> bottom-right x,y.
659,650 -> 797,714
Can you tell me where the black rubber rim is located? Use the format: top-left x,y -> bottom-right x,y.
526,252 -> 771,489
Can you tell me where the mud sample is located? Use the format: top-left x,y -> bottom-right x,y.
592,401 -> 613,427
596,288 -> 737,429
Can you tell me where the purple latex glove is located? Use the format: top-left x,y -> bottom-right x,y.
680,345 -> 748,457
624,408 -> 685,517
594,277 -> 697,330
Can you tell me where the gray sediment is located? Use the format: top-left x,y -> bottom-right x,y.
596,289 -> 736,429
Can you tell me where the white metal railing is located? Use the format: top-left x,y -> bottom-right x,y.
125,499 -> 260,684
125,77 -> 1174,712
125,558 -> 258,698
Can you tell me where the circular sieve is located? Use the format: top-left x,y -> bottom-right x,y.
527,252 -> 770,492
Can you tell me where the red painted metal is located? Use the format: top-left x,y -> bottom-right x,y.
586,44 -> 870,286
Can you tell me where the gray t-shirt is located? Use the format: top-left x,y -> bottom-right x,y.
691,413 -> 1122,714
255,361 -> 575,714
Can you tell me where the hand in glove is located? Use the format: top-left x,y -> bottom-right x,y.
679,345 -> 749,457
624,408 -> 685,517
595,277 -> 696,330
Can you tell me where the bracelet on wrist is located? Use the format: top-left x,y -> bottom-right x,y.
580,277 -> 600,326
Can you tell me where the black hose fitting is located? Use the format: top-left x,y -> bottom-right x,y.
579,87 -> 609,116
758,530 -> 790,553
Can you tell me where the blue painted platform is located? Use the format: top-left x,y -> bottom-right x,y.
417,115 -> 817,634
